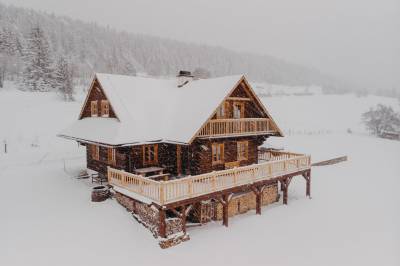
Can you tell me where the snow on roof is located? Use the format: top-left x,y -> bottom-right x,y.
60,73 -> 243,145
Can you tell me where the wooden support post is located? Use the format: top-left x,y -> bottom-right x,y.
280,179 -> 288,205
283,182 -> 288,205
222,194 -> 229,227
256,193 -> 262,215
251,185 -> 262,215
181,205 -> 187,233
303,170 -> 311,198
158,208 -> 167,238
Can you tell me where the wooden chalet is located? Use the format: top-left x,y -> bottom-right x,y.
59,71 -> 311,248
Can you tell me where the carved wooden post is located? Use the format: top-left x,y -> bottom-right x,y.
158,208 -> 167,238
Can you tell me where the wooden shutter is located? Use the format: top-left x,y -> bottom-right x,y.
108,148 -> 116,164
101,100 -> 109,117
91,101 -> 98,117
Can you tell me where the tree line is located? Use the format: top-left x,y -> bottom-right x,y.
0,3 -> 352,98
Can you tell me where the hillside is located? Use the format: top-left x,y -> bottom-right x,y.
0,2 -> 348,92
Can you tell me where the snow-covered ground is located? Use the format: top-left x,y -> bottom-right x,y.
1,82 -> 399,265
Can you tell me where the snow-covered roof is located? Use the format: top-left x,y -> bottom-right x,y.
60,73 -> 247,146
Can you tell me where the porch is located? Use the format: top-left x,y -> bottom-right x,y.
107,150 -> 311,206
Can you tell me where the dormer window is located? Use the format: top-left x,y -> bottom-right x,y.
91,101 -> 98,117
101,100 -> 109,117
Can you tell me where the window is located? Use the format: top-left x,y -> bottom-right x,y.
212,143 -> 224,164
216,104 -> 225,118
91,144 -> 99,160
108,148 -> 116,164
237,141 -> 248,161
143,144 -> 158,164
91,101 -> 98,117
101,100 -> 109,117
233,102 -> 244,119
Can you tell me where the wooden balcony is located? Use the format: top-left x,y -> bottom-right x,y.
197,118 -> 275,138
108,151 -> 311,206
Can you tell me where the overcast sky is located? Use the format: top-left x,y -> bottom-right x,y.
2,0 -> 400,90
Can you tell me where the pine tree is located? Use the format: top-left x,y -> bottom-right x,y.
54,56 -> 74,101
21,26 -> 54,91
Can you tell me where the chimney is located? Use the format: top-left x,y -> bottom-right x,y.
177,70 -> 193,87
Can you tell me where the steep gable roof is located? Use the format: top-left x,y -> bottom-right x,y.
59,73 -> 282,146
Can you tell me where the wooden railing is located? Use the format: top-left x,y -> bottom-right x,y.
108,151 -> 311,205
198,118 -> 274,137
258,150 -> 304,162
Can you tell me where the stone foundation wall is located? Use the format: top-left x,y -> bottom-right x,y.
114,192 -> 187,244
214,182 -> 279,220
166,218 -> 184,236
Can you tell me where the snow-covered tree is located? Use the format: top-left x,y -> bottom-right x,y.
54,56 -> 74,101
20,25 -> 54,91
362,104 -> 400,136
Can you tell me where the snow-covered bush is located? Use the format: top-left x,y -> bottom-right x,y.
362,104 -> 400,137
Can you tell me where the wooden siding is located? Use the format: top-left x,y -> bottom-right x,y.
86,145 -> 127,176
81,79 -> 117,119
189,136 -> 265,175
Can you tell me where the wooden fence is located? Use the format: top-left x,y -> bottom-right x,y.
108,151 -> 311,205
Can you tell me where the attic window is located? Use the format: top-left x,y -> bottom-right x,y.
216,104 -> 225,119
91,101 -> 98,117
101,100 -> 109,117
233,102 -> 244,119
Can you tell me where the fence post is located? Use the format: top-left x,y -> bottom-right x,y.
159,181 -> 165,205
3,139 -> 7,154
188,179 -> 193,196
211,172 -> 216,191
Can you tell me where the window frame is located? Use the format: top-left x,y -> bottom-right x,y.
237,140 -> 248,161
101,100 -> 110,117
216,104 -> 225,119
212,143 -> 224,165
91,100 -> 98,117
91,144 -> 100,160
233,102 -> 244,119
143,144 -> 158,165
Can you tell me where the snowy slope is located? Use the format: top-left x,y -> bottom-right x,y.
0,83 -> 399,265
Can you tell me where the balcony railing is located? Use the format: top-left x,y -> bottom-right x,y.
108,150 -> 311,205
197,118 -> 275,138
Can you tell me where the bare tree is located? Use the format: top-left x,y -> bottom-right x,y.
362,104 -> 400,136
